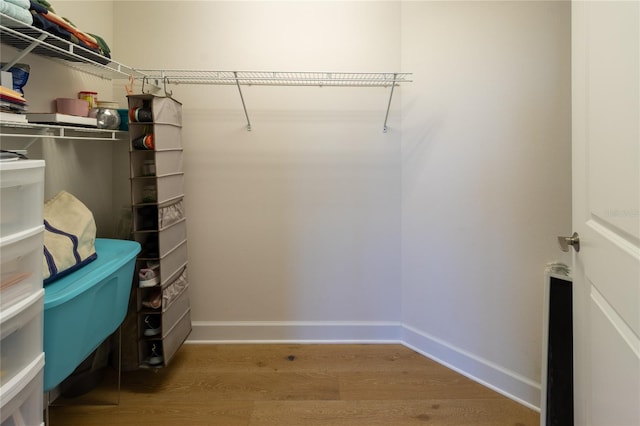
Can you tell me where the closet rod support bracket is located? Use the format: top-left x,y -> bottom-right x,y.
382,73 -> 398,133
234,72 -> 252,131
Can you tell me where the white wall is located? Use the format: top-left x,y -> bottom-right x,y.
113,1 -> 404,341
111,2 -> 571,407
400,1 -> 571,408
6,0 -> 572,409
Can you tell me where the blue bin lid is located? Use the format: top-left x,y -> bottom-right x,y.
44,239 -> 141,309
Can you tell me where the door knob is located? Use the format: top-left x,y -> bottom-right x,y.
558,232 -> 580,252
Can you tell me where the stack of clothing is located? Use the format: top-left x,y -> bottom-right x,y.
0,0 -> 32,25
0,85 -> 28,122
0,0 -> 112,62
28,0 -> 111,59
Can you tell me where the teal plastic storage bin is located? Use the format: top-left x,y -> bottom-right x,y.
117,108 -> 129,131
43,239 -> 140,392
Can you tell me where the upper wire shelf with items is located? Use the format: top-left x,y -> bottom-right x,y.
0,13 -> 147,80
137,70 -> 413,132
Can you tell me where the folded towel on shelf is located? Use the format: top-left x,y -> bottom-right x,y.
88,32 -> 110,57
4,0 -> 30,9
0,0 -> 34,25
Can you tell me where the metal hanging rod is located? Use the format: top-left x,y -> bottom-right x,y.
137,70 -> 412,132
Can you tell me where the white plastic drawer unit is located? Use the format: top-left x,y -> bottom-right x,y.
0,289 -> 44,388
0,227 -> 44,309
0,160 -> 45,238
0,353 -> 44,426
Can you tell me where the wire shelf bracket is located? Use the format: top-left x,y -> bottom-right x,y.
234,71 -> 252,131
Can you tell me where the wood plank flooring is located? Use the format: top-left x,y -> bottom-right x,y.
48,344 -> 539,426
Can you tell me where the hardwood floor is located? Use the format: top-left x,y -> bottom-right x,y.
48,344 -> 539,426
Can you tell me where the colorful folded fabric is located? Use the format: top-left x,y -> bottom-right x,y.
26,1 -> 110,58
41,11 -> 99,49
33,0 -> 53,12
0,85 -> 27,103
0,97 -> 28,112
28,0 -> 47,14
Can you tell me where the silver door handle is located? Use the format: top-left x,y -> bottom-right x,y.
558,232 -> 580,252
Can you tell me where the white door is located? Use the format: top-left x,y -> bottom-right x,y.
572,1 -> 640,425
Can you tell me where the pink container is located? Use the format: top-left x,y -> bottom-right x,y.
55,98 -> 89,117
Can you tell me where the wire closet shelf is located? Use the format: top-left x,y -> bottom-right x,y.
136,70 -> 412,132
135,70 -> 412,87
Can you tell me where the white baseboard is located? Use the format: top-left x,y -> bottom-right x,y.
402,324 -> 541,411
187,320 -> 541,410
188,320 -> 403,344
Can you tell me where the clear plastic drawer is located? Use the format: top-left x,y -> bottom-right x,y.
0,160 -> 45,238
0,290 -> 44,388
0,227 -> 44,309
0,353 -> 44,426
